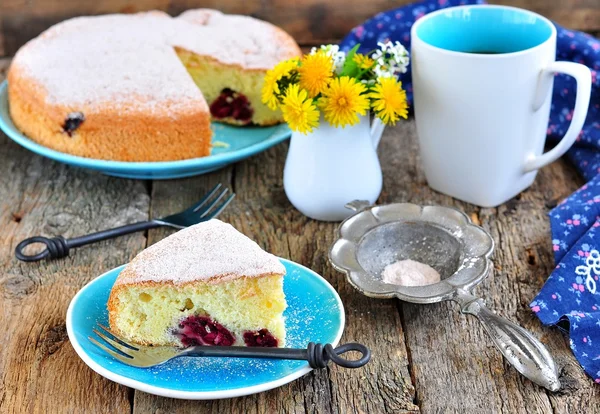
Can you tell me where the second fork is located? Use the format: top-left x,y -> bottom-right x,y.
15,183 -> 235,262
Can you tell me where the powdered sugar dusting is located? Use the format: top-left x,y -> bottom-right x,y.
12,9 -> 299,112
177,9 -> 299,68
382,259 -> 441,287
115,219 -> 286,286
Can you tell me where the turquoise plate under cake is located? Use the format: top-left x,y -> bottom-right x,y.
66,258 -> 345,400
0,81 -> 291,180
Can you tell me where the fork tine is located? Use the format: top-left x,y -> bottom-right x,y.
97,323 -> 138,350
189,183 -> 223,213
202,193 -> 236,220
198,188 -> 230,218
89,336 -> 133,362
93,328 -> 137,358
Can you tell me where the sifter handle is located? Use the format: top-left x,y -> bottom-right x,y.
454,290 -> 560,391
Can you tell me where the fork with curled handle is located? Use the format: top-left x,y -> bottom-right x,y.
89,323 -> 371,369
15,184 -> 234,262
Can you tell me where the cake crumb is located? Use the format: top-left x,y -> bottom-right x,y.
382,259 -> 441,287
212,140 -> 230,148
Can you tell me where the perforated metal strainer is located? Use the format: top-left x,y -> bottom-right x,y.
329,201 -> 560,391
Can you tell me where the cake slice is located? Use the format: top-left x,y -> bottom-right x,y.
107,219 -> 287,347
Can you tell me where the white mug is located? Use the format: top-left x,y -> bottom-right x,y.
411,5 -> 592,207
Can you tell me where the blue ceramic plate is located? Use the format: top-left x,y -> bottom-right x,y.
66,259 -> 345,400
0,81 -> 290,179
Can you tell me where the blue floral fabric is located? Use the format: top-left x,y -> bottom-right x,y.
533,176 -> 600,385
340,0 -> 600,383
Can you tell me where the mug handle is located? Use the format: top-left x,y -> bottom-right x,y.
524,61 -> 592,173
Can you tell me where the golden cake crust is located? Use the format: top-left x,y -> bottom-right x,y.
8,69 -> 212,161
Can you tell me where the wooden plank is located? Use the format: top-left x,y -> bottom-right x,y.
0,18 -> 5,57
1,0 -> 599,57
0,0 -> 170,56
0,57 -> 143,413
133,138 -> 419,412
383,121 -> 600,412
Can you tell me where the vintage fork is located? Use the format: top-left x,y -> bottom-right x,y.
15,183 -> 235,262
89,323 -> 371,369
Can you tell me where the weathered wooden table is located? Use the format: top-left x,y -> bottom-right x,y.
0,57 -> 598,413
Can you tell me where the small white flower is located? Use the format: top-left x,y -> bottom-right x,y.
326,44 -> 340,54
377,41 -> 393,52
361,79 -> 377,85
371,40 -> 410,75
394,53 -> 409,64
391,41 -> 408,56
333,52 -> 346,74
312,44 -> 338,57
312,44 -> 337,55
390,42 -> 409,73
390,60 -> 408,74
374,64 -> 394,78
387,65 -> 400,75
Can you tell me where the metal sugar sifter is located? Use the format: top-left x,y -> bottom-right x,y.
329,201 -> 560,391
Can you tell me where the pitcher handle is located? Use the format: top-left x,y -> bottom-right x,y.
370,117 -> 385,149
524,61 -> 591,173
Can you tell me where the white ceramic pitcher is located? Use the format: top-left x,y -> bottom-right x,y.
283,115 -> 385,221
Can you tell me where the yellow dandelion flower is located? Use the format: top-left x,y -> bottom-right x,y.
320,76 -> 370,128
353,53 -> 375,70
262,58 -> 299,110
298,52 -> 334,97
281,84 -> 320,134
368,77 -> 409,125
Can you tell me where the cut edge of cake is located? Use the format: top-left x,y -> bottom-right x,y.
176,9 -> 302,126
175,48 -> 284,127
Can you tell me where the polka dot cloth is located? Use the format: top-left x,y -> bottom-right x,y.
340,0 -> 600,384
534,176 -> 600,385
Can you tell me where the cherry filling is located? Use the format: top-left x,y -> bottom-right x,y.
209,88 -> 253,124
62,112 -> 85,136
243,329 -> 278,347
175,315 -> 235,347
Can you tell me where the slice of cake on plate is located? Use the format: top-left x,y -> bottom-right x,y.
107,219 -> 287,347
